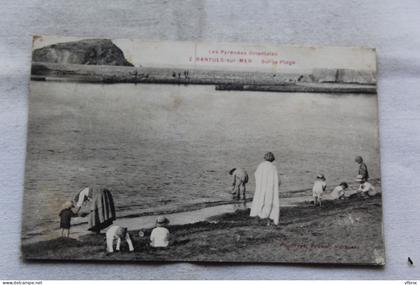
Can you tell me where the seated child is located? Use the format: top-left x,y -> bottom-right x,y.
312,174 -> 327,207
59,201 -> 77,237
356,175 -> 378,196
229,167 -> 249,200
150,216 -> 170,248
328,182 -> 348,200
106,225 -> 134,253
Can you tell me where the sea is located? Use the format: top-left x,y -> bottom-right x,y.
22,82 -> 380,242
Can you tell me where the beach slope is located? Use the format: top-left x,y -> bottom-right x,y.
22,195 -> 384,265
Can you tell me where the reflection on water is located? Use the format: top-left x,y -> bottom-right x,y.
23,82 -> 380,241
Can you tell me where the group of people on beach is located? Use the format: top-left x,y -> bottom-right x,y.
104,216 -> 170,253
58,152 -> 379,253
59,187 -> 115,237
59,185 -> 171,253
311,156 -> 377,207
229,153 -> 380,226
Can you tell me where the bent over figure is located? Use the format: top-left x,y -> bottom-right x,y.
73,187 -> 116,234
106,225 -> 134,253
229,167 -> 249,200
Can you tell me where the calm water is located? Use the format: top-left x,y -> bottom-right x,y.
23,82 -> 380,239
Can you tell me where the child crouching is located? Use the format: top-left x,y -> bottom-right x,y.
106,225 -> 134,253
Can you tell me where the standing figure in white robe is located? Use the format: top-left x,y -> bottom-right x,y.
250,152 -> 280,225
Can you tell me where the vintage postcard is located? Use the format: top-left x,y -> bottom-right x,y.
22,36 -> 384,265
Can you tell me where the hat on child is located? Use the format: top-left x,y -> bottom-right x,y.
339,182 -> 349,188
355,174 -> 365,182
156,216 -> 169,226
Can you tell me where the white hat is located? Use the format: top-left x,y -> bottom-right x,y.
355,174 -> 365,182
156,216 -> 169,226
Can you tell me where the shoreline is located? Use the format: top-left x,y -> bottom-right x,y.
21,179 -> 380,245
31,62 -> 377,94
22,193 -> 384,265
21,194 -> 311,245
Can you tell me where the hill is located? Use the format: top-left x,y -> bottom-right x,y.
32,39 -> 133,66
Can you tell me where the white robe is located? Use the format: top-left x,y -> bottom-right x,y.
250,161 -> 280,225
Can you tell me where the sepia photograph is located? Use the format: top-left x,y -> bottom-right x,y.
21,36 -> 384,265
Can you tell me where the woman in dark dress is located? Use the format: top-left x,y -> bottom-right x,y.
73,187 -> 116,234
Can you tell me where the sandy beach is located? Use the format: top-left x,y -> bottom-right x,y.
21,189 -> 311,245
22,190 -> 384,265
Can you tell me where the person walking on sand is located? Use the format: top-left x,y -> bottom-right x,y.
312,174 -> 327,207
250,152 -> 280,226
59,201 -> 77,237
355,156 -> 369,181
229,167 -> 249,200
106,225 -> 134,253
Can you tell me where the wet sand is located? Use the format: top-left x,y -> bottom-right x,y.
21,181 -> 379,245
22,193 -> 312,245
22,193 -> 385,265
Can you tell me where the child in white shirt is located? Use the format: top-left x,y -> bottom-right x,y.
312,174 -> 327,207
328,182 -> 348,200
356,175 -> 378,196
150,216 -> 170,248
